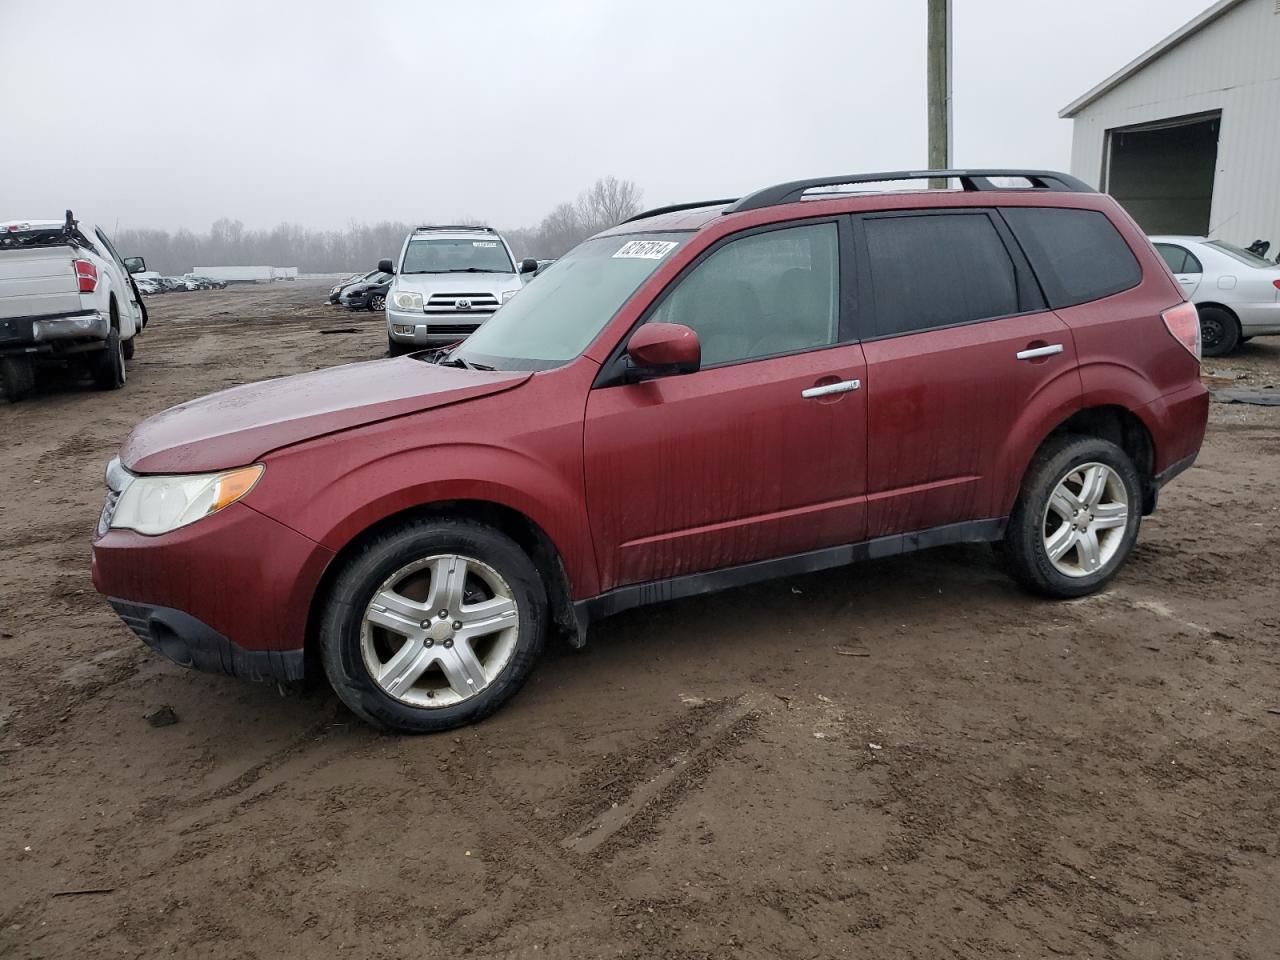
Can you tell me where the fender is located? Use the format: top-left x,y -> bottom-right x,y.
988,362 -> 1083,517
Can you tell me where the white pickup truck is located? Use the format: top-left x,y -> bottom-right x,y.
0,211 -> 147,401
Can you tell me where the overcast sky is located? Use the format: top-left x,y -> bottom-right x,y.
0,0 -> 1209,233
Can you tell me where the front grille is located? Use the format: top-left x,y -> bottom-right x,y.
428,323 -> 482,335
425,292 -> 500,314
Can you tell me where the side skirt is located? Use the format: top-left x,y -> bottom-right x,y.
574,517 -> 1006,627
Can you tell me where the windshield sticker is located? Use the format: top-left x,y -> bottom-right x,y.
472,240 -> 498,248
613,240 -> 678,260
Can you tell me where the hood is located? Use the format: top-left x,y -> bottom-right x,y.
120,358 -> 530,474
394,272 -> 522,298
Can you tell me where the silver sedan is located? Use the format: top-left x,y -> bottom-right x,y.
1150,236 -> 1280,356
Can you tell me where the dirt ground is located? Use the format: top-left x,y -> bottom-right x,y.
1,281 -> 1278,959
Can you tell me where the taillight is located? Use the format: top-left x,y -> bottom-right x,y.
73,259 -> 98,293
1161,300 -> 1201,361
1273,279 -> 1280,291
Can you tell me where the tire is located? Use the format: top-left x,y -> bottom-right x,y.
1198,305 -> 1240,357
387,333 -> 410,357
318,519 -> 548,733
369,294 -> 386,312
0,355 -> 35,403
91,326 -> 127,390
122,334 -> 136,361
1002,434 -> 1142,599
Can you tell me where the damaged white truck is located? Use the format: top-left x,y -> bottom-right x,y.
0,211 -> 147,401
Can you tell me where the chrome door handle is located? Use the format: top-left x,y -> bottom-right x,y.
1015,344 -> 1064,360
802,379 -> 861,399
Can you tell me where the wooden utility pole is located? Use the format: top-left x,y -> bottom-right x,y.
927,0 -> 952,183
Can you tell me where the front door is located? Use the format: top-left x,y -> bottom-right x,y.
584,220 -> 868,591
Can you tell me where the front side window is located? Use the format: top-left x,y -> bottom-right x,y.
401,237 -> 515,274
647,222 -> 840,367
864,213 -> 1019,337
1002,207 -> 1141,309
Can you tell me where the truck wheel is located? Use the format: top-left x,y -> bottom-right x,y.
318,519 -> 548,733
0,356 -> 36,403
1002,434 -> 1142,599
1198,306 -> 1240,357
122,335 -> 136,361
92,327 -> 127,390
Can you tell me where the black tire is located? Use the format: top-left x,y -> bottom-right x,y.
92,326 -> 127,390
0,355 -> 35,403
1002,434 -> 1143,599
1198,305 -> 1240,357
387,333 -> 410,357
122,334 -> 136,361
318,519 -> 548,733
369,293 -> 386,312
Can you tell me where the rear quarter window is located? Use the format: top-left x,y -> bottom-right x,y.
1002,207 -> 1142,309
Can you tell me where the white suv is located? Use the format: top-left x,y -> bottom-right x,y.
381,225 -> 537,355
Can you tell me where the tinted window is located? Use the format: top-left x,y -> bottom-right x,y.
648,222 -> 840,366
1155,243 -> 1202,274
401,237 -> 515,274
1205,240 -> 1273,268
1002,207 -> 1141,308
864,213 -> 1018,337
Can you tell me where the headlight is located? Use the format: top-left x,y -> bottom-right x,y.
109,464 -> 264,535
392,290 -> 423,311
500,289 -> 519,303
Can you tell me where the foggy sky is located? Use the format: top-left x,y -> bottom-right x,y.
0,0 -> 1210,233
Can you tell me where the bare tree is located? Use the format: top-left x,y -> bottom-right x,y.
577,176 -> 643,231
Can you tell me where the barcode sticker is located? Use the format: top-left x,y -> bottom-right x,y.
613,240 -> 678,260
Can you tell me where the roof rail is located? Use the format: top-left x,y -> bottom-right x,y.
725,169 -> 1094,214
414,224 -> 496,233
622,198 -> 740,225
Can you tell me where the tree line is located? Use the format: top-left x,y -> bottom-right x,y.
115,176 -> 643,275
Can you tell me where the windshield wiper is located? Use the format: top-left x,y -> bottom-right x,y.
438,353 -> 495,371
403,267 -> 506,274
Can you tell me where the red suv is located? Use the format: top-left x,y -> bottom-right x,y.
92,169 -> 1208,733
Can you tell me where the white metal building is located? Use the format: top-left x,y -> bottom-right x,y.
1061,0 -> 1280,246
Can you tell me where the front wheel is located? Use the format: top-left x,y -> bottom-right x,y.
318,519 -> 548,733
387,333 -> 411,357
1002,435 -> 1142,598
369,293 -> 386,312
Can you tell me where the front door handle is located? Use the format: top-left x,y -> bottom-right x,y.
801,378 -> 860,399
1015,344 -> 1064,361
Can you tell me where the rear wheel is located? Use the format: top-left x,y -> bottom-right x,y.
92,326 -> 127,390
1002,434 -> 1142,598
0,356 -> 35,403
318,519 -> 548,733
122,334 -> 136,361
1198,305 -> 1240,357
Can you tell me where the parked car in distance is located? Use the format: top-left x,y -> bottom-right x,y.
382,225 -> 538,355
340,271 -> 393,311
93,168 -> 1208,734
156,276 -> 188,293
330,269 -> 382,305
1150,236 -> 1280,356
134,278 -> 161,296
1,211 -> 145,400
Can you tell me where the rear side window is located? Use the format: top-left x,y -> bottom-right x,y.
1155,243 -> 1202,274
1002,207 -> 1141,308
863,213 -> 1019,337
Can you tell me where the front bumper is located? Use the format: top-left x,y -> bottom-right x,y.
92,500 -> 334,681
386,306 -> 490,346
110,599 -> 303,682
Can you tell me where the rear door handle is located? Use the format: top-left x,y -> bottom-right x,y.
1015,344 -> 1064,361
801,379 -> 860,399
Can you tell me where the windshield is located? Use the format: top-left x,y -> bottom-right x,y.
451,232 -> 686,371
401,237 -> 514,274
1206,241 -> 1275,268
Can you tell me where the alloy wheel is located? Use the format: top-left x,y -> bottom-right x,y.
1041,462 -> 1129,577
360,554 -> 519,707
371,295 -> 386,311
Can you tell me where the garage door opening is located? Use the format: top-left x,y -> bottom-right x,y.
1104,112 -> 1220,236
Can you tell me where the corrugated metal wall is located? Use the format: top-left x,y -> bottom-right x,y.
1068,0 -> 1280,245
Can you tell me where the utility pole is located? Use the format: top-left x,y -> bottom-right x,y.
927,0 -> 952,185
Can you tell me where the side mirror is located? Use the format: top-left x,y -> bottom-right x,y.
625,323 -> 700,379
519,258 -> 538,274
124,256 -> 146,274
377,258 -> 395,274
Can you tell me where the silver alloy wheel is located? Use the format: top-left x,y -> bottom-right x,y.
1041,462 -> 1129,578
371,295 -> 385,311
360,554 -> 520,708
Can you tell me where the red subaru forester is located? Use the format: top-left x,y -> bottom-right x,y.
92,170 -> 1208,733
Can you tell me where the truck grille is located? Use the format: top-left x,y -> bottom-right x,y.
428,323 -> 482,335
425,292 -> 500,314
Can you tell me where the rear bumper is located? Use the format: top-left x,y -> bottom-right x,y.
0,309 -> 109,355
109,599 -> 303,682
1138,380 -> 1209,512
1235,300 -> 1280,336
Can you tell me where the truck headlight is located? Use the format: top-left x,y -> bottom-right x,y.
109,464 -> 264,535
392,290 -> 423,311
501,289 -> 519,303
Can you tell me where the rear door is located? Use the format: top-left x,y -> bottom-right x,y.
1154,242 -> 1203,298
854,209 -> 1080,536
583,219 -> 868,590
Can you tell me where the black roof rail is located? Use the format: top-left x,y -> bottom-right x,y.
414,224 -> 496,233
725,169 -> 1095,214
622,198 -> 740,225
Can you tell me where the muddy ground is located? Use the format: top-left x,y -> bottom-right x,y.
1,281 -> 1277,959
